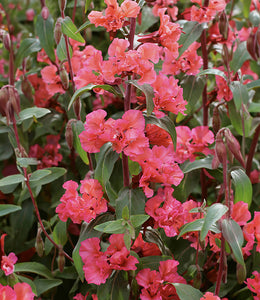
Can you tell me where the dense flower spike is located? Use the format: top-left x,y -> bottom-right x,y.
56,179 -> 107,224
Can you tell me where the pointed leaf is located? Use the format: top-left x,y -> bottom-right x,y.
130,214 -> 150,228
181,156 -> 214,173
178,219 -> 204,238
198,69 -> 227,80
72,121 -> 89,165
29,170 -> 52,183
61,16 -> 85,43
178,21 -> 206,57
172,283 -> 203,300
76,20 -> 93,32
52,220 -> 67,246
68,84 -> 122,110
57,34 -> 72,61
18,107 -> 51,123
231,169 -> 252,207
17,157 -> 38,168
127,80 -> 154,116
230,42 -> 251,73
34,279 -> 62,296
0,204 -> 21,217
15,38 -> 41,68
222,219 -> 245,266
14,262 -> 53,279
200,203 -> 228,241
94,219 -> 126,234
144,113 -> 177,150
247,79 -> 260,89
0,174 -> 24,193
229,81 -> 249,110
30,167 -> 66,188
35,14 -> 55,62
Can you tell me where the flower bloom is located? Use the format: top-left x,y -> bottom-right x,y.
0,282 -> 35,300
246,271 -> 260,300
88,0 -> 140,32
200,292 -> 221,300
56,179 -> 107,224
79,234 -> 139,285
1,252 -> 18,276
243,212 -> 260,253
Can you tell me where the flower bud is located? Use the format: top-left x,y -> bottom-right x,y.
0,30 -> 11,51
59,65 -> 69,90
35,227 -> 44,257
26,8 -> 35,21
73,97 -> 81,120
215,132 -> 227,164
0,87 -> 9,117
54,18 -> 63,45
58,0 -> 67,13
21,76 -> 34,100
219,11 -> 229,40
58,247 -> 65,273
41,6 -> 49,20
224,128 -> 245,168
8,86 -> 20,116
247,30 -> 259,61
236,263 -> 246,284
65,119 -> 75,149
212,106 -> 221,134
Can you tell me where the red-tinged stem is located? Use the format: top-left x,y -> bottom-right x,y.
222,158 -> 231,218
215,233 -> 225,296
201,29 -> 208,127
246,124 -> 260,176
72,0 -> 77,22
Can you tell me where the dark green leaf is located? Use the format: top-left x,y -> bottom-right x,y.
231,169 -> 252,207
222,219 -> 245,266
35,14 -> 55,62
198,68 -> 227,80
144,113 -> 177,150
181,156 -> 214,173
94,219 -> 126,234
248,102 -> 260,113
230,42 -> 251,73
15,38 -> 41,68
140,255 -> 172,270
127,80 -> 154,116
61,16 -> 85,43
29,169 -> 52,184
53,220 -> 67,246
72,121 -> 89,165
18,107 -> 51,123
15,262 -> 53,279
0,204 -> 21,217
130,215 -> 150,228
57,35 -> 72,61
34,279 -> 62,295
0,174 -> 24,193
229,81 -> 249,110
172,283 -> 203,299
200,203 -> 228,241
30,167 -> 66,188
178,21 -> 206,57
68,84 -> 122,110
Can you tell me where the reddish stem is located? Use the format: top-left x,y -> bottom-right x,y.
72,0 -> 77,22
215,233 -> 225,295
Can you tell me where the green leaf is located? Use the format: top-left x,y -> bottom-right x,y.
240,0 -> 251,18
85,0 -> 92,12
222,219 -> 245,266
95,143 -> 119,187
178,21 -> 206,57
57,34 -> 72,61
0,204 -> 21,217
34,279 -> 63,296
94,219 -> 126,234
17,157 -> 38,168
136,6 -> 158,34
29,169 -> 52,184
231,169 -> 252,207
248,102 -> 260,112
0,174 -> 24,193
247,79 -> 260,89
249,10 -> 260,26
229,81 -> 249,110
181,156 -> 214,173
14,262 -> 53,279
130,214 -> 150,228
68,84 -> 122,110
127,80 -> 154,116
15,38 -> 41,68
200,203 -> 228,241
172,283 -> 203,300
30,167 -> 66,188
140,255 -> 172,270
61,16 -> 85,43
18,107 -> 51,123
72,121 -> 89,165
178,219 -> 204,238
144,113 -> 177,150
197,69 -> 227,80
53,220 -> 67,246
35,14 -> 55,62
76,20 -> 93,32
230,42 -> 251,73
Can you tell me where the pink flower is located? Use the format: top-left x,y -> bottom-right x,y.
26,8 -> 35,21
131,233 -> 161,257
13,282 -> 35,300
231,202 -> 251,226
1,252 -> 18,276
0,284 -> 16,299
41,65 -> 66,95
246,271 -> 260,300
200,292 -> 221,300
244,212 -> 260,253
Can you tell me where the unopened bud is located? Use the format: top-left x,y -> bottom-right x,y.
0,30 -> 11,51
65,119 -> 75,149
59,65 -> 69,90
21,76 -> 34,100
224,128 -> 245,168
219,11 -> 229,40
215,132 -> 227,164
58,247 -> 65,272
58,0 -> 67,13
41,6 -> 49,20
0,87 -> 9,117
73,97 -> 81,120
236,263 -> 246,284
8,86 -> 20,116
54,18 -> 63,45
35,227 -> 45,257
247,31 -> 259,61
212,106 -> 221,134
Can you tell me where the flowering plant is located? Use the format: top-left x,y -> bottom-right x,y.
0,0 -> 260,299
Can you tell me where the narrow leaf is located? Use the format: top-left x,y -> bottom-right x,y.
72,121 -> 89,165
247,79 -> 260,89
34,279 -> 62,296
181,156 -> 214,173
0,174 -> 24,193
52,220 -> 67,246
172,283 -> 203,300
15,38 -> 41,68
127,80 -> 154,116
200,203 -> 228,241
0,204 -> 21,217
18,107 -> 51,123
130,215 -> 150,228
230,42 -> 251,73
57,35 -> 72,61
14,262 -> 53,279
76,20 -> 93,33
17,157 -> 38,168
198,69 -> 227,80
94,219 -> 126,234
178,219 -> 204,238
61,16 -> 85,43
231,169 -> 252,207
30,167 -> 66,188
229,81 -> 249,110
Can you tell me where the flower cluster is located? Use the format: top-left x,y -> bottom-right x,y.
136,259 -> 186,299
56,179 -> 107,224
79,234 -> 139,285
